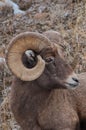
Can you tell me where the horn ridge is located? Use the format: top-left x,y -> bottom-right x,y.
6,32 -> 51,81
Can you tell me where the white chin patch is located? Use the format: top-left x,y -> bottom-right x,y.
65,72 -> 79,89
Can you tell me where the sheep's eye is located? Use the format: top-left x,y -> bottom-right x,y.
45,56 -> 55,63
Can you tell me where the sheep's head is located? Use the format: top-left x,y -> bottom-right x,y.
6,32 -> 79,89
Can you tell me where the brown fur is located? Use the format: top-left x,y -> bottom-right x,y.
10,73 -> 86,130
10,53 -> 78,130
9,31 -> 86,130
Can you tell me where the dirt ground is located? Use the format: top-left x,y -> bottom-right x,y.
0,0 -> 86,130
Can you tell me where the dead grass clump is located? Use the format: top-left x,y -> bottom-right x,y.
0,5 -> 13,21
0,96 -> 21,130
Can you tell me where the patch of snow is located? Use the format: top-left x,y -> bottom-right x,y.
0,0 -> 25,15
0,1 -> 5,6
0,57 -> 5,63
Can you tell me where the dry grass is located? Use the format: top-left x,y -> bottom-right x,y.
0,1 -> 86,130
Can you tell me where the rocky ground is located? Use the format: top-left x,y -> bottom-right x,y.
0,0 -> 86,130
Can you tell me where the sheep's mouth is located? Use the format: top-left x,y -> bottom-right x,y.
64,82 -> 80,89
64,72 -> 80,89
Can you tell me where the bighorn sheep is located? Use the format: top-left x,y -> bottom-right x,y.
6,31 -> 86,130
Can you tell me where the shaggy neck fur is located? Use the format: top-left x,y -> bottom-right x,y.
10,74 -> 86,130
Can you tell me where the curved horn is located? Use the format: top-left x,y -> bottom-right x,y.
43,30 -> 67,48
43,30 -> 66,58
6,32 -> 51,81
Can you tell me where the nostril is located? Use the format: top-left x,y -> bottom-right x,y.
72,78 -> 79,83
